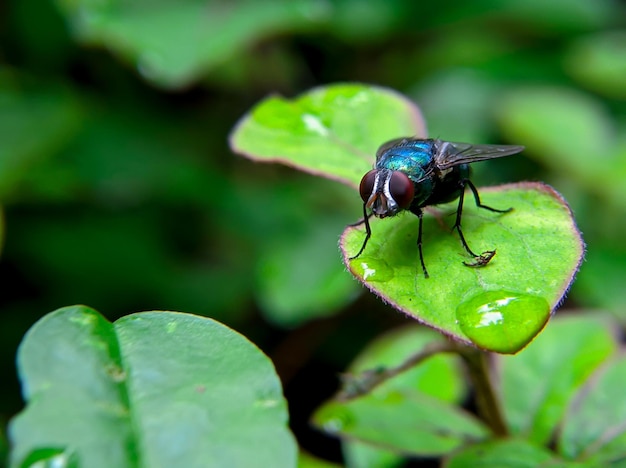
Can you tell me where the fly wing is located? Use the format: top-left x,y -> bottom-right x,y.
434,140 -> 524,170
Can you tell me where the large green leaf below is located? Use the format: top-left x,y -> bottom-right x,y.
9,306 -> 296,468
341,182 -> 583,354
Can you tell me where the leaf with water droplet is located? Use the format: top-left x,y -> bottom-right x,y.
342,182 -> 583,354
17,447 -> 79,468
9,306 -> 295,467
230,83 -> 426,188
230,84 -> 584,354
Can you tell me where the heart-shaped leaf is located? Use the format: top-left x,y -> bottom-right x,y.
230,83 -> 426,188
341,182 -> 583,354
9,306 -> 296,468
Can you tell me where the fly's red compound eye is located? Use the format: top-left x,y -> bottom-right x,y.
359,170 -> 377,203
389,171 -> 414,209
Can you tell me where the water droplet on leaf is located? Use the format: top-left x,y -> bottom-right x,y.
21,447 -> 78,468
301,113 -> 329,136
456,290 -> 551,354
350,257 -> 393,282
318,406 -> 354,433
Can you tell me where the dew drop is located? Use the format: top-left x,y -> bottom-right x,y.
318,406 -> 354,433
166,320 -> 178,334
20,447 -> 79,468
456,290 -> 551,354
350,257 -> 393,282
301,113 -> 329,136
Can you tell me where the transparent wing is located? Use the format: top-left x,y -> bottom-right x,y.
434,140 -> 524,169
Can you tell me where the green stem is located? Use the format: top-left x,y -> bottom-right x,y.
458,346 -> 508,437
336,341 -> 457,401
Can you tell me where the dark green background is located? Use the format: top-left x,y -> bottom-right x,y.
1,0 -> 625,464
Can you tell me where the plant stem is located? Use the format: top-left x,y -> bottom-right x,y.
458,346 -> 508,437
336,341 -> 457,401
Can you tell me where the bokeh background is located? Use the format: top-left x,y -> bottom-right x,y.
1,0 -> 625,464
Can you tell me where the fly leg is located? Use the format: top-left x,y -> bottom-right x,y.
454,179 -> 504,268
465,178 -> 513,214
409,207 -> 429,278
348,203 -> 373,260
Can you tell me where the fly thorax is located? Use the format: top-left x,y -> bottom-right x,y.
409,174 -> 434,207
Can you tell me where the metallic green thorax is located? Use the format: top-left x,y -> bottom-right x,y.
375,138 -> 469,208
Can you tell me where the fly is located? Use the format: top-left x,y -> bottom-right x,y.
349,137 -> 524,278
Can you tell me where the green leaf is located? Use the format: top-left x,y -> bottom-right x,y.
230,83 -> 426,188
0,206 -> 4,256
0,74 -> 82,199
313,326 -> 483,458
573,240 -> 626,321
491,0 -> 615,32
10,306 -> 296,468
564,31 -> 626,99
559,354 -> 626,464
54,0 -> 329,89
345,325 -> 466,403
298,451 -> 342,468
235,176 -> 361,327
341,182 -> 583,354
497,86 -> 624,206
313,390 -> 487,457
0,425 -> 7,468
444,438 -> 560,468
412,69 -> 501,144
255,213 -> 360,327
499,314 -> 618,446
342,442 -> 404,468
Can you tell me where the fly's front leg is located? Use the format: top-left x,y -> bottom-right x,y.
409,207 -> 429,278
349,203 -> 373,260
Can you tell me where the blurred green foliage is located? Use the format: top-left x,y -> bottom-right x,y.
1,0 -> 625,464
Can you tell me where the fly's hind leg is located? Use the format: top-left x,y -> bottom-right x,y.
465,178 -> 513,214
454,179 -> 510,268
